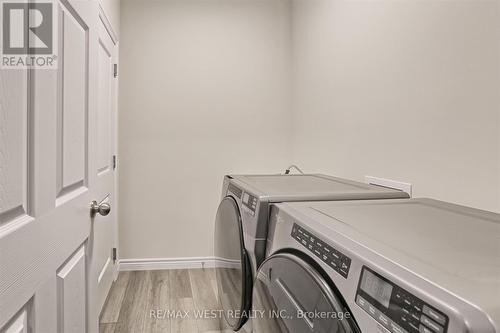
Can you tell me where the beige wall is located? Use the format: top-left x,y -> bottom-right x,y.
291,0 -> 500,213
118,0 -> 292,259
119,0 -> 500,260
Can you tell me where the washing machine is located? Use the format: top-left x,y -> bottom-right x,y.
253,198 -> 500,333
213,174 -> 409,331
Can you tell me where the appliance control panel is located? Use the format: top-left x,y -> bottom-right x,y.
241,191 -> 257,216
356,266 -> 448,333
227,183 -> 242,199
291,223 -> 351,278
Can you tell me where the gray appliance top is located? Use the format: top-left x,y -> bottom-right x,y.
280,198 -> 500,328
230,174 -> 409,202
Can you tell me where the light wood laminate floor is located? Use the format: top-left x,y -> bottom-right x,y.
99,269 -> 232,333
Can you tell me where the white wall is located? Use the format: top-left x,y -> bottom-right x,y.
291,0 -> 500,213
119,0 -> 500,261
118,0 -> 292,259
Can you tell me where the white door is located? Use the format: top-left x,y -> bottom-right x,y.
87,10 -> 119,333
0,1 -> 116,332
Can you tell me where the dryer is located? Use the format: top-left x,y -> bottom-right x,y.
213,174 -> 409,331
253,198 -> 500,333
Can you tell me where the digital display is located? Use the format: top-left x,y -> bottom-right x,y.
360,269 -> 393,308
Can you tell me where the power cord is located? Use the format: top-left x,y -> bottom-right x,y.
284,165 -> 304,175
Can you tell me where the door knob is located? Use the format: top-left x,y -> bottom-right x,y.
90,200 -> 111,217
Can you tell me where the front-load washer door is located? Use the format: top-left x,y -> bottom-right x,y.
214,196 -> 252,330
252,253 -> 360,333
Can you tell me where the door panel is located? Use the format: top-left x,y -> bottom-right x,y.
0,70 -> 29,221
93,194 -> 114,313
96,31 -> 112,175
57,246 -> 86,333
56,2 -> 89,198
0,305 -> 30,333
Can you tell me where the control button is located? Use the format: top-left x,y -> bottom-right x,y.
409,322 -> 419,331
402,308 -> 410,315
419,324 -> 434,333
390,321 -> 408,333
413,304 -> 422,312
404,299 -> 412,306
378,313 -> 390,326
422,305 -> 446,326
342,258 -> 351,272
356,295 -> 368,308
411,313 -> 420,321
292,225 -> 350,279
368,305 -> 377,316
356,295 -> 371,314
410,317 -> 422,328
421,315 -> 444,333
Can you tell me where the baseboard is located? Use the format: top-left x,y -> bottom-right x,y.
118,256 -> 228,271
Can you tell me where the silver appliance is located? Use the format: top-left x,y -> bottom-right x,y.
213,174 -> 409,331
253,198 -> 500,333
